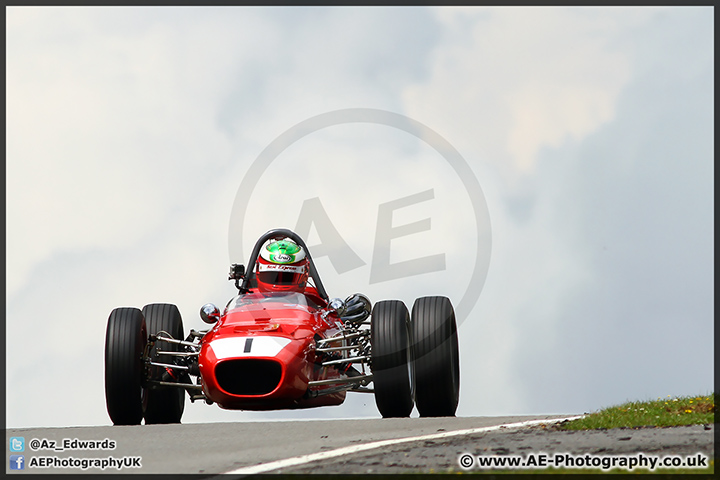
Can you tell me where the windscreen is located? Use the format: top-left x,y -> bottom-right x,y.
224,292 -> 320,314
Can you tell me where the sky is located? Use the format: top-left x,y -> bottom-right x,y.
5,6 -> 713,428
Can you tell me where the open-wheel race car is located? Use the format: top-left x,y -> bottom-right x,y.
104,228 -> 459,424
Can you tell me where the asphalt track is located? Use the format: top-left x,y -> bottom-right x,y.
5,416 -> 714,475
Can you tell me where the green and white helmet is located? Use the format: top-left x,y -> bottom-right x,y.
256,238 -> 309,292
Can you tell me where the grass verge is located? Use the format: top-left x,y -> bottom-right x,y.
559,393 -> 715,430
539,393 -> 716,474
467,394 -> 715,475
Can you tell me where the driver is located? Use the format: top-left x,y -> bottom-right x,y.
255,238 -> 310,294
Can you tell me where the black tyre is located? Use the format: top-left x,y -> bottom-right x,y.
371,300 -> 414,418
105,307 -> 147,426
141,303 -> 185,424
411,296 -> 459,417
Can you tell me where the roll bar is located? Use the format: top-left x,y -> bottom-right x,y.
239,228 -> 329,301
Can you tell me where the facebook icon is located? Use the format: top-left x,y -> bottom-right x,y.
9,455 -> 24,470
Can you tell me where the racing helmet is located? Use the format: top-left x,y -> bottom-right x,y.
255,238 -> 309,292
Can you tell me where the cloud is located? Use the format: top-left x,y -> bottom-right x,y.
6,7 -> 247,299
6,6 -> 445,428
402,6 -> 713,415
402,7 -> 653,178
518,7 -> 714,412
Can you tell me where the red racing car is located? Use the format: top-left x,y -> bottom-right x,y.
104,228 -> 459,425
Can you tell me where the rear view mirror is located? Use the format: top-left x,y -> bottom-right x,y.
200,303 -> 220,324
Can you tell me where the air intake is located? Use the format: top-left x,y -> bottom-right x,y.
215,359 -> 282,396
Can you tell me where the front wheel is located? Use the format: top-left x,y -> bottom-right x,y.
411,296 -> 459,417
105,307 -> 147,425
142,303 -> 185,424
371,300 -> 414,418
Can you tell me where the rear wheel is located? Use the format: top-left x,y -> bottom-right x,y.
105,307 -> 147,425
141,303 -> 185,424
411,296 -> 459,417
371,300 -> 413,418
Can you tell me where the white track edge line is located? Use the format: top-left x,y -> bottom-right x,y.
221,415 -> 585,476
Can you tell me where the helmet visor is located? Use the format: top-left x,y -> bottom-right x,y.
258,270 -> 304,286
257,262 -> 306,287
